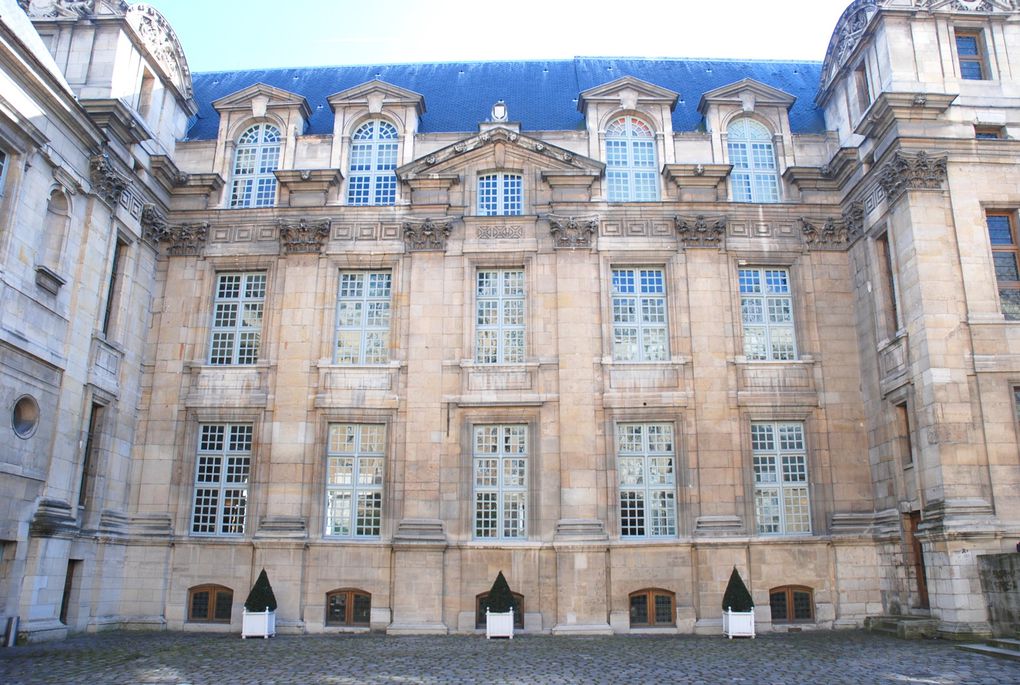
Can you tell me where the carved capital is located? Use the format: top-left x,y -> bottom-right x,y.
800,217 -> 849,250
278,218 -> 331,254
402,217 -> 453,252
674,214 -> 727,248
878,150 -> 948,201
89,153 -> 127,206
152,222 -> 209,256
842,201 -> 866,240
140,203 -> 167,241
547,214 -> 598,248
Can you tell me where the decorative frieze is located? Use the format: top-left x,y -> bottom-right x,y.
547,214 -> 599,248
151,221 -> 209,256
674,214 -> 726,248
89,152 -> 128,206
278,218 -> 331,254
477,224 -> 523,240
800,217 -> 849,250
403,217 -> 453,252
878,150 -> 948,201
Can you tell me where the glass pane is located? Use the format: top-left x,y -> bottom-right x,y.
214,590 -> 233,620
629,594 -> 649,626
987,215 -> 1014,245
190,590 -> 210,620
654,594 -> 673,625
994,252 -> 1019,282
1000,287 -> 1020,320
770,590 -> 788,621
353,593 -> 372,624
327,593 -> 347,625
793,591 -> 813,620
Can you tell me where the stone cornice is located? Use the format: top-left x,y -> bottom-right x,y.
547,214 -> 599,249
277,218 -> 331,254
79,98 -> 150,145
274,169 -> 343,193
149,154 -> 188,195
402,217 -> 454,252
172,172 -> 224,208
878,150 -> 948,201
675,214 -> 727,248
663,164 -> 731,190
541,170 -> 600,188
854,92 -> 958,140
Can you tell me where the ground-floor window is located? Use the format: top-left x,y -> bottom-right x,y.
326,588 -> 371,626
769,585 -> 814,622
475,591 -> 524,629
188,584 -> 233,623
629,588 -> 675,627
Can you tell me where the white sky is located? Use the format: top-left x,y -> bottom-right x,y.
141,0 -> 856,72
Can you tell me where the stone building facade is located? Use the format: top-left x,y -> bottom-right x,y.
2,0 -> 1019,642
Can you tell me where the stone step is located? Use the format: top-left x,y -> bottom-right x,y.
989,638 -> 1020,652
864,615 -> 938,639
957,644 -> 1020,662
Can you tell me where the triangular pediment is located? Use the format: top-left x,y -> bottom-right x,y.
698,78 -> 796,115
396,126 -> 604,180
212,83 -> 311,119
327,80 -> 425,116
577,76 -> 679,113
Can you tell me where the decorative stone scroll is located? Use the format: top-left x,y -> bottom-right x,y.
278,218 -> 331,254
89,153 -> 128,206
402,217 -> 453,252
140,203 -> 167,240
843,201 -> 866,240
800,217 -> 849,250
674,214 -> 726,248
150,221 -> 209,256
547,215 -> 599,248
878,150 -> 948,201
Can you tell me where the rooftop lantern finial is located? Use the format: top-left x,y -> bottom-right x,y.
490,100 -> 508,123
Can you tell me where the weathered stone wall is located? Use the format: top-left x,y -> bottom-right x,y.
978,553 -> 1020,637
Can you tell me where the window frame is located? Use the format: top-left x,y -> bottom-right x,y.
190,423 -> 253,537
208,271 -> 267,366
474,268 -> 526,365
187,584 -> 234,623
769,585 -> 814,623
738,266 -> 797,361
751,421 -> 812,536
604,114 -> 660,202
610,266 -> 669,362
975,125 -> 1004,140
987,212 -> 1020,320
727,118 -> 781,203
346,119 -> 399,206
324,423 -> 385,539
477,171 -> 523,216
616,422 -> 678,538
853,62 -> 872,115
955,29 -> 988,81
334,270 -> 392,365
472,423 -> 528,540
325,588 -> 372,627
229,123 -> 281,208
628,588 -> 676,628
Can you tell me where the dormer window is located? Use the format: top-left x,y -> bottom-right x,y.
727,118 -> 779,203
347,120 -> 399,206
229,123 -> 281,208
605,115 -> 659,202
478,172 -> 522,216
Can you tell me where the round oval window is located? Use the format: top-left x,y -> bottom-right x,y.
12,395 -> 40,439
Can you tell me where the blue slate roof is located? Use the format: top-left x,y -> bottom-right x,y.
187,57 -> 826,141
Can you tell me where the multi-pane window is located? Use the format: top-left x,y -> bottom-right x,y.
605,115 -> 659,202
346,120 -> 399,205
477,173 -> 523,216
325,424 -> 385,538
229,123 -> 280,208
475,269 -> 525,364
728,118 -> 780,203
209,272 -> 266,365
188,585 -> 233,623
629,589 -> 676,627
326,589 -> 371,627
473,424 -> 527,540
335,271 -> 391,364
612,268 -> 668,361
956,31 -> 986,81
770,585 -> 814,623
739,267 -> 796,361
986,213 -> 1020,320
752,422 -> 811,535
191,424 -> 252,535
617,423 -> 677,538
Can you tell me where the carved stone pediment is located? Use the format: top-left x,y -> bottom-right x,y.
818,1 -> 879,100
878,150 -> 948,201
151,221 -> 209,256
125,4 -> 194,101
675,214 -> 727,248
800,217 -> 849,250
547,215 -> 599,249
278,218 -> 331,254
403,217 -> 453,252
21,0 -> 96,19
89,152 -> 128,206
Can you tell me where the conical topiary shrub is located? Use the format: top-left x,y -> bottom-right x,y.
721,566 -> 754,612
487,570 -> 516,613
244,568 -> 278,612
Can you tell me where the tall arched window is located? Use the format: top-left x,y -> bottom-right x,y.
347,120 -> 399,206
605,115 -> 658,202
727,118 -> 779,203
229,123 -> 281,208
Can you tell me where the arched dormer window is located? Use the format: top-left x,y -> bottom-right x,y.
727,118 -> 779,203
229,123 -> 281,208
605,115 -> 659,202
346,120 -> 399,206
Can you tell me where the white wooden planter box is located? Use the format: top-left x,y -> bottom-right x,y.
241,609 -> 276,638
722,608 -> 755,638
485,608 -> 514,639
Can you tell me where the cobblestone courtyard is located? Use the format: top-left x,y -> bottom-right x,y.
2,630 -> 1019,685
